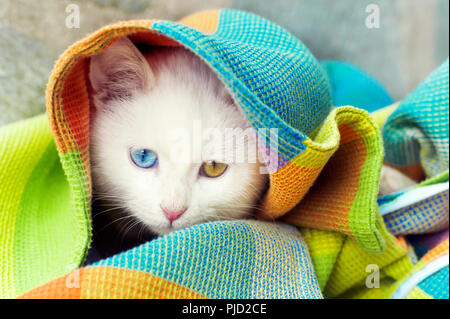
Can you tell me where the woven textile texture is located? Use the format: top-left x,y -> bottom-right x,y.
372,59 -> 449,299
383,59 -> 449,178
19,221 -> 323,299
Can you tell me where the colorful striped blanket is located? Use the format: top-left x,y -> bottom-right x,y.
0,9 -> 448,299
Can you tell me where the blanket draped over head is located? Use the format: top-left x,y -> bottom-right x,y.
0,9 -> 448,299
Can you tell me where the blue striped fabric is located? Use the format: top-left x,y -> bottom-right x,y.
91,220 -> 323,299
417,266 -> 449,299
383,190 -> 449,235
383,59 -> 449,177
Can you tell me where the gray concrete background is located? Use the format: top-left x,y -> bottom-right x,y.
0,0 -> 448,125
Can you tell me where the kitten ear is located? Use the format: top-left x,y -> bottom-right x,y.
89,36 -> 154,109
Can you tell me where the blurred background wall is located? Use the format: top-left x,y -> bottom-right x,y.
0,0 -> 448,125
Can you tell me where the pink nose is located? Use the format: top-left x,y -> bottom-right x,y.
161,206 -> 186,223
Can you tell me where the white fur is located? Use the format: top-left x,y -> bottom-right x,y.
379,165 -> 417,196
89,37 -> 268,235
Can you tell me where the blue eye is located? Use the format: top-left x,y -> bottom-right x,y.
130,149 -> 158,169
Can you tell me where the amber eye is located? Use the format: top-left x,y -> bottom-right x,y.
200,161 -> 228,178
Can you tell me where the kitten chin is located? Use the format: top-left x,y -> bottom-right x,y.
88,36 -> 269,257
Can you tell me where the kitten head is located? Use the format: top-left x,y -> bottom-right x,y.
89,37 -> 268,235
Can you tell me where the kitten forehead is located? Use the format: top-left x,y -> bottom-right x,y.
103,48 -> 251,162
116,89 -> 251,163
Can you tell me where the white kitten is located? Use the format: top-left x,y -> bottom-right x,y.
89,37 -> 268,238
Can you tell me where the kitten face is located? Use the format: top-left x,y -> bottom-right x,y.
89,38 -> 268,235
